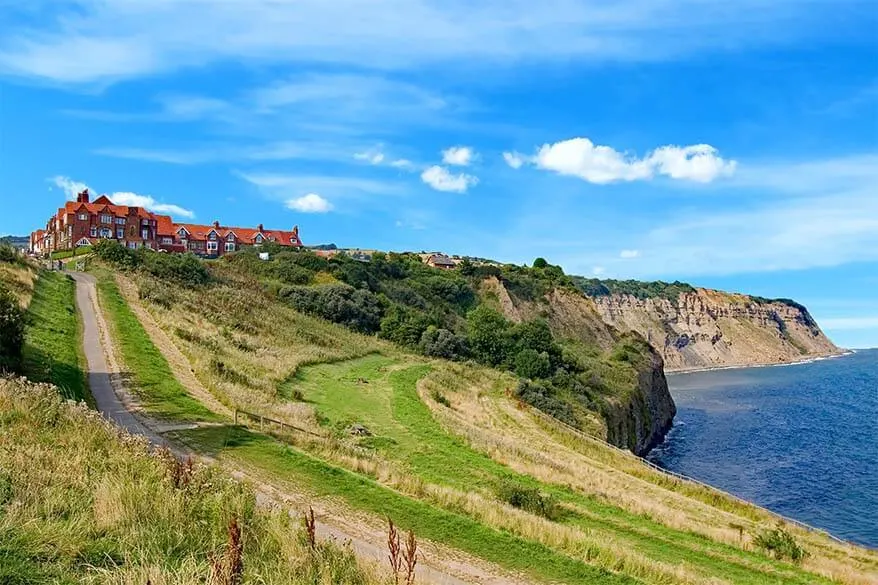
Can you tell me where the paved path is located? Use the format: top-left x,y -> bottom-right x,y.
70,272 -> 517,585
71,272 -> 167,446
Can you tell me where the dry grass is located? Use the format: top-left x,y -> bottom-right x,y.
0,260 -> 38,307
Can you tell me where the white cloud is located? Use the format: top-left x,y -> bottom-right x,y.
390,158 -> 414,169
646,144 -> 737,183
50,176 -> 90,199
49,175 -> 194,218
516,137 -> 736,184
110,192 -> 195,218
0,1 -> 864,85
502,151 -> 525,169
420,165 -> 479,193
620,249 -> 640,259
442,146 -> 475,166
286,193 -> 333,213
354,147 -> 385,165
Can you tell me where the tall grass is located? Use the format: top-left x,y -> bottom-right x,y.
0,377 -> 386,585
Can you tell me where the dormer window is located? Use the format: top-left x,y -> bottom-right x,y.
227,233 -> 235,241
178,228 -> 187,236
254,234 -> 263,244
208,232 -> 217,241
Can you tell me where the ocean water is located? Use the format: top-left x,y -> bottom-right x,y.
648,349 -> 878,548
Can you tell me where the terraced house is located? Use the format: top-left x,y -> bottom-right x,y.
30,189 -> 303,256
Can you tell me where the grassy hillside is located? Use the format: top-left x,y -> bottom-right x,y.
0,377 -> 387,584
79,244 -> 878,584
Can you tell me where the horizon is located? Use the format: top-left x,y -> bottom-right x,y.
2,1 -> 876,348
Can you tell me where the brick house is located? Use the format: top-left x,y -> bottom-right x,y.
31,190 -> 303,257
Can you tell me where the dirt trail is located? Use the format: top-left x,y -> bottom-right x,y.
72,272 -> 528,585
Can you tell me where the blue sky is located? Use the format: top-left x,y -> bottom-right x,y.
1,1 -> 876,348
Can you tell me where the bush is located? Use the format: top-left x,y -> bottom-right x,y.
496,479 -> 562,521
514,348 -> 552,380
430,389 -> 451,407
419,327 -> 467,360
379,305 -> 431,348
466,305 -> 512,366
0,286 -> 25,372
515,379 -> 577,427
93,240 -> 209,287
753,526 -> 807,562
278,284 -> 383,333
274,259 -> 315,285
0,243 -> 18,263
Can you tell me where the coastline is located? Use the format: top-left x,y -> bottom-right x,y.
664,349 -> 853,375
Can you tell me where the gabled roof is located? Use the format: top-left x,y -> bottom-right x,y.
169,222 -> 303,246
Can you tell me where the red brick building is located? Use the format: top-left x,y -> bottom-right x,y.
30,190 -> 303,256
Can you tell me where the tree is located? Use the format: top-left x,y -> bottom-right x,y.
466,305 -> 511,366
419,326 -> 467,360
0,286 -> 25,373
532,257 -> 548,269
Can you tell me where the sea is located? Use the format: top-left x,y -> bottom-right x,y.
648,349 -> 878,548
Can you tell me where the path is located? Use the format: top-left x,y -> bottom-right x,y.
71,272 -> 522,585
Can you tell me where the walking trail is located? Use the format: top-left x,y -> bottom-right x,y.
70,272 -> 526,585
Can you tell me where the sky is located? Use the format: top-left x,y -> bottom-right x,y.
0,1 -> 876,348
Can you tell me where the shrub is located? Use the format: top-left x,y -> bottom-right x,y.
430,389 -> 451,407
466,305 -> 512,366
496,479 -> 562,521
514,348 -> 552,380
419,326 -> 467,360
0,286 -> 25,372
0,243 -> 18,263
379,305 -> 431,348
515,379 -> 577,427
274,259 -> 315,285
753,526 -> 807,562
278,284 -> 383,333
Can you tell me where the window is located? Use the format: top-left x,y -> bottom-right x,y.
78,213 -> 88,220
141,228 -> 150,239
100,228 -> 111,238
254,234 -> 263,244
115,217 -> 125,225
208,232 -> 217,241
178,228 -> 187,236
90,226 -> 97,237
127,241 -> 138,249
225,242 -> 236,252
207,241 -> 218,252
116,228 -> 124,239
161,237 -> 173,245
100,214 -> 112,224
141,219 -> 150,225
227,233 -> 235,241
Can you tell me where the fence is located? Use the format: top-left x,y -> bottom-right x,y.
525,405 -> 850,545
233,409 -> 322,438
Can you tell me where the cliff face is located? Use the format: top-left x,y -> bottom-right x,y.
483,277 -> 675,455
591,288 -> 840,371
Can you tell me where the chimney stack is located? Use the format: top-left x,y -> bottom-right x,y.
257,223 -> 264,232
76,189 -> 90,203
213,220 -> 220,229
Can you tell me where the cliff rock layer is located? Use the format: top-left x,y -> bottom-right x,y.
591,289 -> 839,371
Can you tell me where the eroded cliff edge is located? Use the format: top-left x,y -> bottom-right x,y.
589,288 -> 840,371
483,277 -> 676,455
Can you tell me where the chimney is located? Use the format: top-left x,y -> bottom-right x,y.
257,223 -> 264,232
76,189 -> 90,203
213,220 -> 220,229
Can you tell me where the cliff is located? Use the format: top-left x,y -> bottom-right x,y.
590,288 -> 840,371
482,277 -> 676,455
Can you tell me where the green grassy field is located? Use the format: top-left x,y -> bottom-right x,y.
88,264 -> 878,585
20,271 -> 90,404
94,269 -> 221,422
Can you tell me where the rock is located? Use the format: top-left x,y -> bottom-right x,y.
348,423 -> 371,436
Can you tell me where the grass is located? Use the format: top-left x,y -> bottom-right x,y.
94,269 -> 221,422
50,246 -> 91,260
174,424 -> 641,585
0,377 -> 386,585
115,265 -> 878,585
20,270 -> 90,404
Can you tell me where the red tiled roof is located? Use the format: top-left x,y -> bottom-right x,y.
172,222 -> 302,246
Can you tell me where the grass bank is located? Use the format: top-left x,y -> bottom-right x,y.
21,270 -> 90,404
0,377 -> 385,584
93,268 -> 221,422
